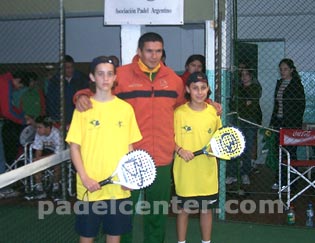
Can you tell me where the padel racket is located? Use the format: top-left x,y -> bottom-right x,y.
99,149 -> 156,189
193,126 -> 246,160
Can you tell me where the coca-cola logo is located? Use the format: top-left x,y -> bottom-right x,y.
292,130 -> 312,137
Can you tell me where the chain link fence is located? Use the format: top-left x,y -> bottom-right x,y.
0,0 -> 64,165
0,1 -> 79,242
220,0 -> 315,226
1,0 -> 315,241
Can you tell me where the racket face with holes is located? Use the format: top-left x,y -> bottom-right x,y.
113,149 -> 156,189
210,127 -> 245,159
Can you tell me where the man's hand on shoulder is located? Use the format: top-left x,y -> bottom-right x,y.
76,95 -> 93,112
208,99 -> 223,116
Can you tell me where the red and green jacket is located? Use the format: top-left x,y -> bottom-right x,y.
0,72 -> 25,124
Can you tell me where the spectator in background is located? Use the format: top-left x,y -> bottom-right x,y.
24,116 -> 62,201
20,72 -> 46,119
226,67 -> 262,185
46,55 -> 89,126
2,71 -> 29,164
269,58 -> 305,190
0,71 -> 28,198
180,54 -> 222,116
180,54 -> 205,86
43,64 -> 56,95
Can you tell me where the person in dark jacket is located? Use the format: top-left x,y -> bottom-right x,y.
226,67 -> 262,185
46,55 -> 89,125
269,58 -> 305,190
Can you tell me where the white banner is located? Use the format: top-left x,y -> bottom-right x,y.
104,0 -> 184,25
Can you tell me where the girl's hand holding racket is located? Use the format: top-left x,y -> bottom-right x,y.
193,126 -> 246,160
177,148 -> 194,162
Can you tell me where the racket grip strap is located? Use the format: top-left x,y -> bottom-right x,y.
99,178 -> 111,187
193,150 -> 204,156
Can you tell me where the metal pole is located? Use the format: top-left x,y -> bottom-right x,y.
214,0 -> 227,221
59,0 -> 66,200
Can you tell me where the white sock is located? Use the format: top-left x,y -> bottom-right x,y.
53,182 -> 59,191
178,241 -> 186,243
201,240 -> 211,243
35,183 -> 43,191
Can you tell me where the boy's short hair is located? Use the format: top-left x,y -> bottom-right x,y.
27,71 -> 38,81
65,55 -> 74,64
35,116 -> 53,128
108,55 -> 120,67
12,70 -> 30,87
89,56 -> 117,74
89,56 -> 117,93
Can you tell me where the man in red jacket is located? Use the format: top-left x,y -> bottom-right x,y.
0,71 -> 27,198
74,32 -> 185,243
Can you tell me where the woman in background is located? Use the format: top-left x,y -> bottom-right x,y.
270,58 -> 305,190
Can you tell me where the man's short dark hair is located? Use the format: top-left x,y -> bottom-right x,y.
35,115 -> 53,128
65,55 -> 74,64
12,70 -> 30,87
138,32 -> 164,50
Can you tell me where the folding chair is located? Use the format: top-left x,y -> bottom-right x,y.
5,125 -> 36,193
278,128 -> 315,209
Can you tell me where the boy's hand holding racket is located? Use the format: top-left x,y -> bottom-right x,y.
98,149 -> 156,190
82,176 -> 101,192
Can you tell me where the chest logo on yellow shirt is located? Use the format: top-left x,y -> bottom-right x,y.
182,125 -> 192,132
117,121 -> 123,127
208,128 -> 212,134
90,119 -> 100,128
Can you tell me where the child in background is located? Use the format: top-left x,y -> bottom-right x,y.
25,115 -> 62,201
66,56 -> 142,243
173,72 -> 222,243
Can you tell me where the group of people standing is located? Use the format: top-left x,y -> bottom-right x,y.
70,32 -> 221,243
227,58 -> 305,190
0,30 -> 306,243
0,54 -> 90,199
68,32 -> 306,243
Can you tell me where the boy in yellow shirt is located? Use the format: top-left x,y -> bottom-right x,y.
66,56 -> 142,243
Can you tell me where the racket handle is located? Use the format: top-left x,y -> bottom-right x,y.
99,178 -> 111,187
193,150 -> 204,156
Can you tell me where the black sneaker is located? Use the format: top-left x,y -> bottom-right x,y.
51,189 -> 62,202
25,188 -> 47,200
34,189 -> 47,199
0,187 -> 19,199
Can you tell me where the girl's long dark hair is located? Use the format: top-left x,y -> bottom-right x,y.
279,58 -> 301,82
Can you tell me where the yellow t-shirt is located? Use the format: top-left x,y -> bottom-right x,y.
173,102 -> 222,197
66,97 -> 142,201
